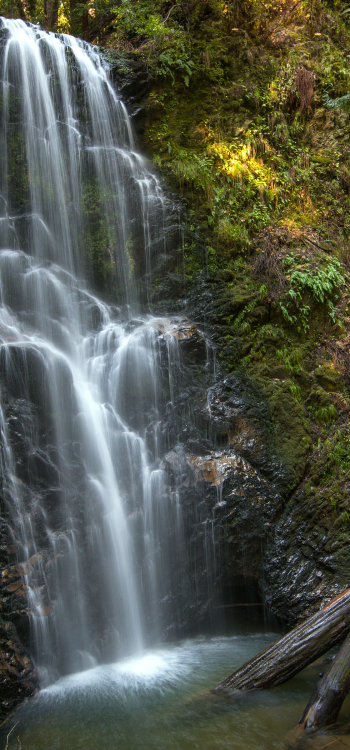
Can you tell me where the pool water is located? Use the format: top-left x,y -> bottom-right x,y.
2,634 -> 350,750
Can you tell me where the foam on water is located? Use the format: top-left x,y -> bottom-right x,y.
3,635 -> 349,750
40,634 -> 278,700
42,648 -> 185,699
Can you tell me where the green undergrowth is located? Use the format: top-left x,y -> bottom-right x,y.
99,0 -> 350,524
100,0 -> 350,517
125,0 -> 350,505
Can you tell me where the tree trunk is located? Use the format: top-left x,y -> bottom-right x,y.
15,0 -> 26,20
82,6 -> 89,41
214,589 -> 350,693
44,0 -> 59,30
299,632 -> 350,728
70,0 -> 89,40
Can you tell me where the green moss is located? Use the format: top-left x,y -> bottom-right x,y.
81,176 -> 117,294
261,379 -> 312,493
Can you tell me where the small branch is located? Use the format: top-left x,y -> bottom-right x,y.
163,5 -> 176,24
5,723 -> 19,750
270,0 -> 303,34
288,0 -> 303,15
300,234 -> 331,252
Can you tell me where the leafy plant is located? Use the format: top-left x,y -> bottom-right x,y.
289,382 -> 301,402
157,50 -> 195,86
279,256 -> 345,331
276,347 -> 304,375
234,298 -> 258,329
323,429 -> 350,470
108,0 -> 196,85
323,92 -> 350,110
287,259 -> 344,305
315,403 -> 338,426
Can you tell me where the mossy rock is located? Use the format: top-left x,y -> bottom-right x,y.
315,363 -> 343,392
256,379 -> 312,495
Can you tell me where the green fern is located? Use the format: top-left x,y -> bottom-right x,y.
323,92 -> 350,110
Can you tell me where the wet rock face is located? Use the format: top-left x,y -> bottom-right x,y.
177,276 -> 349,626
0,517 -> 39,722
264,486 -> 350,627
0,617 -> 38,723
201,377 -> 285,483
0,315 -> 287,682
153,324 -> 287,633
0,376 -> 88,693
0,387 -> 51,713
108,58 -> 151,139
185,275 -> 312,497
162,443 -> 282,631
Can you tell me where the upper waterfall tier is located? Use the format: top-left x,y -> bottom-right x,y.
0,17 -> 169,305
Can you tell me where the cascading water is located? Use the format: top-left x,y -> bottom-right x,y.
0,20 -> 328,750
0,17 -> 207,683
1,19 -> 347,750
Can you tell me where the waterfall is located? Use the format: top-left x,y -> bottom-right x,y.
0,18 -> 197,683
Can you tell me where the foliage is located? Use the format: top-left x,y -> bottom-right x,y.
233,298 -> 258,330
276,347 -> 304,375
287,261 -> 344,305
322,428 -> 350,473
314,403 -> 338,426
323,92 -> 350,109
289,382 -> 301,402
279,255 -> 345,330
108,0 -> 196,85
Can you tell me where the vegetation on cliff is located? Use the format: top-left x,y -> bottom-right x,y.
107,0 -> 350,605
92,0 -> 350,568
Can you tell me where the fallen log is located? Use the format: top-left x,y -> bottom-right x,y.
299,631 -> 350,728
215,588 -> 350,693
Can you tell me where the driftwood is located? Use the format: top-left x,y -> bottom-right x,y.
215,589 -> 350,693
299,632 -> 350,729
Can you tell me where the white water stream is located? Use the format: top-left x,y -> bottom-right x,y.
0,17 -> 192,682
